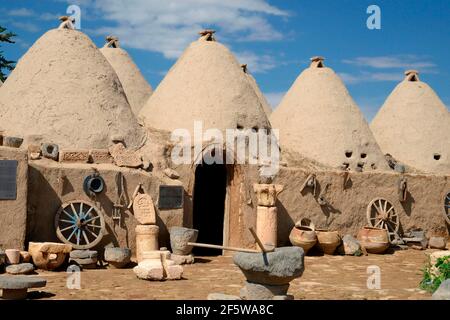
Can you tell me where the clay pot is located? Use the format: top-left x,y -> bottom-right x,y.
315,229 -> 341,255
357,227 -> 390,254
5,249 -> 21,265
289,226 -> 317,254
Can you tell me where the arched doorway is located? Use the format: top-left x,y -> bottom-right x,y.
192,162 -> 227,255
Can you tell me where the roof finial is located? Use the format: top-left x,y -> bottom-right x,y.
241,64 -> 248,74
104,35 -> 120,48
58,16 -> 75,30
199,29 -> 216,42
404,70 -> 420,82
310,56 -> 325,68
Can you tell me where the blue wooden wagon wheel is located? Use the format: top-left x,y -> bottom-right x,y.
444,192 -> 450,225
55,200 -> 105,249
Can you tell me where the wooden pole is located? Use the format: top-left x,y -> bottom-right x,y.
248,227 -> 268,253
187,242 -> 258,253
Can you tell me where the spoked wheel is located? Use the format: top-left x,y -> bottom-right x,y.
366,198 -> 400,243
55,200 -> 105,249
444,192 -> 450,224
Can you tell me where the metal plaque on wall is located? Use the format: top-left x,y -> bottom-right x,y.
0,160 -> 18,200
158,185 -> 184,210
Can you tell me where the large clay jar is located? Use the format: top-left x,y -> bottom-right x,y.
357,227 -> 390,254
315,229 -> 341,255
289,226 -> 317,254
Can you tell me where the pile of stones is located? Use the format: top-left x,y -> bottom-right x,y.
133,248 -> 183,281
69,250 -> 98,269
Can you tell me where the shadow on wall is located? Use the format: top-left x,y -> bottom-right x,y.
26,166 -> 62,244
276,200 -> 294,247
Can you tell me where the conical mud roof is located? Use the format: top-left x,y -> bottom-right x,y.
241,64 -> 272,116
139,31 -> 270,136
100,36 -> 153,115
371,70 -> 450,174
0,28 -> 145,149
270,57 -> 388,171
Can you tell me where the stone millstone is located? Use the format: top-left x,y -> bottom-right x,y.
104,248 -> 131,268
70,250 -> 98,259
233,247 -> 305,285
0,275 -> 47,289
69,257 -> 98,269
6,263 -> 34,275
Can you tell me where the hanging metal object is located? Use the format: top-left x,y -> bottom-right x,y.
112,172 -> 127,225
83,170 -> 105,198
398,177 -> 408,202
300,173 -> 317,196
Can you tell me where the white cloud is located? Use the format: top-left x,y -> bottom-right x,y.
83,0 -> 288,59
39,12 -> 61,21
8,8 -> 35,17
342,55 -> 437,72
339,72 -> 403,85
265,91 -> 286,109
235,51 -> 277,73
11,22 -> 40,33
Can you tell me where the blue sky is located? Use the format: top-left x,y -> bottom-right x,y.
1,0 -> 449,121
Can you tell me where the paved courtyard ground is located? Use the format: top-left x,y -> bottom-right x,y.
6,249 -> 440,300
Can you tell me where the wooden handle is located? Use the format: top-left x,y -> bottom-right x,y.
187,242 -> 259,253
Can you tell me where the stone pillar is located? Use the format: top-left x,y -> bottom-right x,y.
256,207 -> 278,249
253,184 -> 284,250
135,225 -> 159,263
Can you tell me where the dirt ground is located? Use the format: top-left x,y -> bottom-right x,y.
7,249 -> 439,300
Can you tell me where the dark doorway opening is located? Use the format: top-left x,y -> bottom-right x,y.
192,162 -> 227,256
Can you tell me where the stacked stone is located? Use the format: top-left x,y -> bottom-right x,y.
253,184 -> 284,250
132,191 -> 184,280
233,247 -> 305,300
69,250 -> 98,269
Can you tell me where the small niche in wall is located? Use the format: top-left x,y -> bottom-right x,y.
434,153 -> 441,161
360,153 -> 367,159
345,151 -> 353,158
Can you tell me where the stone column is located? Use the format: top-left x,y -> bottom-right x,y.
253,184 -> 283,250
135,225 -> 159,263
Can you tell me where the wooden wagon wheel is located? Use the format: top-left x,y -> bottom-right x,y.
55,200 -> 105,250
444,192 -> 450,225
366,198 -> 400,243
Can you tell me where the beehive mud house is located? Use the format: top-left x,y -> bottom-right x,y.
0,24 -> 448,257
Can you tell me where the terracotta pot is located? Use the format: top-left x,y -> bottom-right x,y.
357,227 -> 390,254
289,226 -> 317,254
315,229 -> 341,255
5,249 -> 21,265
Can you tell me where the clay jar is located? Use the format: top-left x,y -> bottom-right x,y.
289,226 -> 317,254
357,227 -> 390,254
315,229 -> 341,255
5,249 -> 21,265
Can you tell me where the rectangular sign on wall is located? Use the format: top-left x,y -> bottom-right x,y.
0,160 -> 18,200
158,185 -> 184,210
